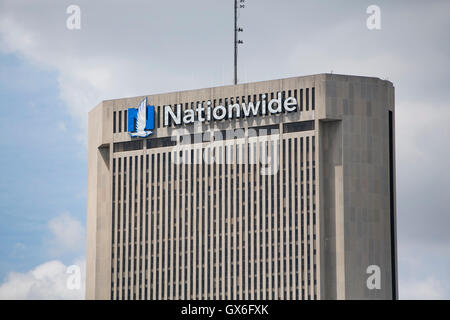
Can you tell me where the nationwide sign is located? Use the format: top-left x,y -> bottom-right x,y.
128,93 -> 299,137
164,92 -> 298,126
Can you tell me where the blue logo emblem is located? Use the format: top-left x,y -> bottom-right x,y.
128,97 -> 154,138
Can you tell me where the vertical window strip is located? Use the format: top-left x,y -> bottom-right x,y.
306,88 -> 310,111
118,111 -> 122,133
113,111 -> 117,133
124,110 -> 128,133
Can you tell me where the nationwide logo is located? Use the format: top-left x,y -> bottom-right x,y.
128,97 -> 154,138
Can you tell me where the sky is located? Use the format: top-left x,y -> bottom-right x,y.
0,0 -> 449,299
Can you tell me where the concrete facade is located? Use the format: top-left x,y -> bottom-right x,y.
86,74 -> 397,300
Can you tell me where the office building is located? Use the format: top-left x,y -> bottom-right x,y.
86,73 -> 397,300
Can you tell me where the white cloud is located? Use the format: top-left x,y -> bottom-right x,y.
0,212 -> 86,300
0,259 -> 85,300
400,277 -> 446,300
395,99 -> 450,247
47,212 -> 85,256
397,100 -> 450,166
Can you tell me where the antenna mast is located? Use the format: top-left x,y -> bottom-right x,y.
234,0 -> 244,85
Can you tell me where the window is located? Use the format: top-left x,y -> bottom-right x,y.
306,88 -> 310,110
147,137 -> 177,149
113,140 -> 143,152
124,110 -> 128,132
113,111 -> 117,133
118,111 -> 122,132
283,120 -> 314,133
300,89 -> 303,111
